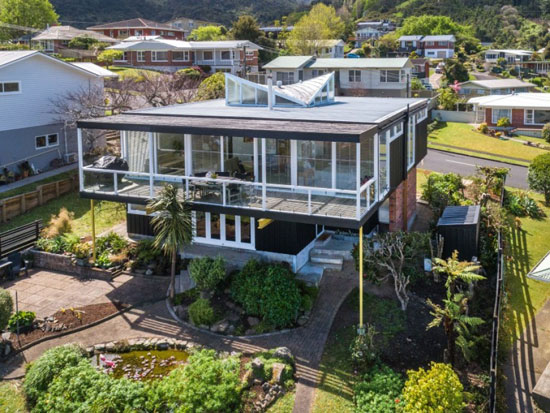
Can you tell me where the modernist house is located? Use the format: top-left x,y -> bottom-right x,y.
469,93 -> 550,135
87,18 -> 186,41
108,38 -> 261,74
263,56 -> 413,97
76,73 -> 429,271
354,20 -> 396,46
0,51 -> 116,173
458,79 -> 535,98
32,26 -> 117,56
484,49 -> 533,64
398,35 -> 455,58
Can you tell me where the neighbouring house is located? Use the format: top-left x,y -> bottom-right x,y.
259,25 -> 294,39
76,73 -> 429,271
458,79 -> 536,98
263,56 -> 413,97
0,51 -> 116,174
107,38 -> 261,74
31,25 -> 117,57
469,93 -> 550,136
484,49 -> 533,64
354,20 -> 396,47
87,18 -> 186,41
411,58 -> 430,79
285,39 -> 346,58
517,60 -> 550,75
398,35 -> 456,58
165,17 -> 220,38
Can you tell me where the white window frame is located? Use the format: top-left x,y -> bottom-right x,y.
119,29 -> 128,37
115,52 -> 128,62
348,69 -> 361,83
380,69 -> 400,83
524,109 -> 550,125
135,30 -> 143,36
416,108 -> 428,123
152,51 -> 169,62
137,51 -> 145,62
202,50 -> 214,61
172,51 -> 189,61
35,133 -> 59,150
220,50 -> 232,61
492,108 -> 511,124
0,81 -> 21,95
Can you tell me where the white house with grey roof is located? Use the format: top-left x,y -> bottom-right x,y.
0,51 -> 116,174
398,35 -> 455,58
458,78 -> 535,98
263,56 -> 413,97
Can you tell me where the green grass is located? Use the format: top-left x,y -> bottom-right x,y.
417,168 -> 431,194
0,170 -> 77,201
108,66 -> 161,80
429,122 -> 546,164
266,391 -> 296,413
503,191 -> 550,341
0,382 -> 27,413
0,192 -> 126,237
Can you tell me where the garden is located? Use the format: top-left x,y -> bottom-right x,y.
2,340 -> 296,413
313,165 -> 536,413
172,257 -> 319,335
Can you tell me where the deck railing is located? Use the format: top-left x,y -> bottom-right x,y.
81,166 -> 378,221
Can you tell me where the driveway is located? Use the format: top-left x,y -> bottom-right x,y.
429,72 -> 443,89
2,270 -> 169,318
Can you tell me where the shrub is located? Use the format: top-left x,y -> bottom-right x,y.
43,208 -> 74,238
71,243 -> 90,260
7,311 -> 35,332
528,153 -> 550,205
401,362 -> 464,413
543,123 -> 550,143
147,349 -> 242,412
230,259 -> 266,315
95,251 -> 112,268
350,324 -> 379,373
188,298 -> 216,326
505,191 -> 545,219
421,172 -> 465,218
95,232 -> 128,255
0,288 -> 13,330
495,131 -> 502,138
354,363 -> 404,413
189,256 -> 226,293
23,344 -> 85,406
33,359 -> 147,412
496,117 -> 511,127
478,122 -> 488,134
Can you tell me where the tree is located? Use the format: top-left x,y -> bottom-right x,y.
427,292 -> 484,366
230,15 -> 262,42
355,232 -> 430,311
286,3 -> 345,55
444,58 -> 469,84
361,43 -> 372,57
189,25 -> 225,41
421,172 -> 465,218
97,50 -> 123,69
137,72 -> 202,107
0,0 -> 58,41
411,77 -> 426,91
542,123 -> 550,143
528,153 -> 550,205
438,87 -> 461,111
194,72 -> 225,101
68,35 -> 99,50
0,288 -> 13,331
432,250 -> 484,294
147,184 -> 193,301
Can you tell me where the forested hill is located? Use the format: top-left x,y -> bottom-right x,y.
50,0 -> 305,27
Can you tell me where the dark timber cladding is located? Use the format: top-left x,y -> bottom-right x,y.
78,114 -> 377,142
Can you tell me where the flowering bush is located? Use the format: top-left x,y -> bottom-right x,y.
401,362 -> 464,413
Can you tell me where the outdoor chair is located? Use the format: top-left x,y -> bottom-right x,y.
7,252 -> 29,279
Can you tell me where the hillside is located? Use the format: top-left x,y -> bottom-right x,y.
51,0 -> 304,27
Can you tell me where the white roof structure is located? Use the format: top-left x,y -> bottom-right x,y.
422,35 -> 456,42
468,93 -> 550,109
459,79 -> 535,89
528,251 -> 550,282
123,35 -> 163,42
0,51 -> 116,78
225,72 -> 335,108
263,56 -> 411,70
32,25 -> 117,43
399,35 -> 424,41
484,49 -> 533,56
108,38 -> 262,52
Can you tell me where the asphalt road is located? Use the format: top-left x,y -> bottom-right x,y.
421,149 -> 528,189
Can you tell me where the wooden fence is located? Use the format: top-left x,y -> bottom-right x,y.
0,175 -> 78,223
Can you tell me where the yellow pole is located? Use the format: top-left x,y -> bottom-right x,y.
91,199 -> 96,263
359,225 -> 364,334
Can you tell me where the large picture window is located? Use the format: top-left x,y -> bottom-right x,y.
379,133 -> 389,195
380,70 -> 400,83
191,135 -> 221,174
525,109 -> 550,125
265,139 -> 291,185
224,137 -> 254,178
152,51 -> 168,61
276,72 -> 295,84
297,141 -> 332,188
336,142 -> 356,190
156,133 -> 185,175
492,108 -> 511,124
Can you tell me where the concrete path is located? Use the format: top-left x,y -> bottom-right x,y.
0,164 -> 77,195
0,264 -> 358,413
429,73 -> 443,89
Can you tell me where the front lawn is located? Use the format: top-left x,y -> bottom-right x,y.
0,192 -> 125,237
429,122 -> 547,164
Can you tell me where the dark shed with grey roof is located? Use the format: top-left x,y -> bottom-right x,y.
437,205 -> 481,260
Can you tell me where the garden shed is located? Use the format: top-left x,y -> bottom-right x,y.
436,205 -> 481,261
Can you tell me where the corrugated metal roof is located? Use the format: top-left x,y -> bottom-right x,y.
437,205 -> 480,226
399,35 -> 423,41
484,49 -> 533,56
422,35 -> 456,42
263,56 -> 314,69
468,93 -> 550,108
109,39 -> 261,51
70,62 -> 118,77
33,25 -> 117,43
0,50 -> 37,67
310,57 -> 411,69
460,79 -> 535,89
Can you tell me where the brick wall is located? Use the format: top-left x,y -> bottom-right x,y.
32,250 -> 114,281
388,167 -> 417,231
511,108 -> 525,127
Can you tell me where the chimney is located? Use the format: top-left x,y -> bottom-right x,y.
267,74 -> 274,110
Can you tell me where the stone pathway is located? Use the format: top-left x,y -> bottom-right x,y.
0,264 -> 358,413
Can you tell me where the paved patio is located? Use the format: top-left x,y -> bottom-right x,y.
2,270 -> 169,318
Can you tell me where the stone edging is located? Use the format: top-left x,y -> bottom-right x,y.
83,336 -> 205,357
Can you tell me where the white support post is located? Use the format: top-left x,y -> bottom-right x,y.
261,138 -> 267,210
77,128 -> 84,191
185,178 -> 189,199
148,132 -> 154,198
308,190 -> 312,215
356,142 -> 361,220
374,133 -> 379,202
114,172 -> 118,195
253,138 -> 259,181
222,182 -> 226,206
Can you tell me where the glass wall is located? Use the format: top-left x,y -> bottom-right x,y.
360,135 -> 375,184
224,137 -> 254,178
157,133 -> 185,175
195,211 -> 206,238
297,141 -> 331,188
379,133 -> 389,195
336,142 -> 356,190
241,216 -> 252,243
126,131 -> 150,172
265,139 -> 291,185
191,135 -> 221,174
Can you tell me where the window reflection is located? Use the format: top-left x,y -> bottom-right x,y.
157,133 -> 185,175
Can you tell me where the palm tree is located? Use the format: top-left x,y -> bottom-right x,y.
432,250 -> 485,294
427,292 -> 484,366
147,184 -> 193,301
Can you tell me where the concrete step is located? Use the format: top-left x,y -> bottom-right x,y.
297,263 -> 324,287
310,247 -> 352,260
310,253 -> 344,265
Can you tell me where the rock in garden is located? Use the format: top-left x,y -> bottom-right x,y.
273,347 -> 293,363
241,369 -> 254,388
211,319 -> 230,334
247,316 -> 260,327
145,269 -> 153,276
271,363 -> 286,384
297,315 -> 308,326
252,357 -> 264,371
